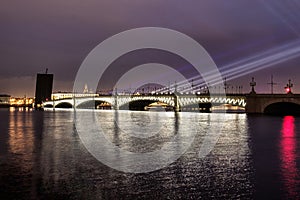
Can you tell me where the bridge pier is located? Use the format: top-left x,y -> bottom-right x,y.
113,94 -> 119,110
174,93 -> 181,112
245,94 -> 262,113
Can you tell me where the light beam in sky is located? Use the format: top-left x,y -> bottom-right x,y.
260,0 -> 300,37
154,39 -> 300,94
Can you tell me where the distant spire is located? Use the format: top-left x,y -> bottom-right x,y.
83,84 -> 89,93
45,68 -> 48,74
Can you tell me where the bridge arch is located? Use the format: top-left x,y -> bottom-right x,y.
261,97 -> 300,113
43,104 -> 53,108
76,100 -> 112,109
120,99 -> 158,110
55,102 -> 73,108
264,102 -> 300,115
117,96 -> 175,108
119,99 -> 175,111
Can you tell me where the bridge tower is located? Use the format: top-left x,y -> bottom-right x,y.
34,69 -> 53,109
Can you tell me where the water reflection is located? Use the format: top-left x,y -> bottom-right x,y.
40,111 -> 76,186
280,116 -> 299,198
8,109 -> 34,173
1,109 -> 254,199
6,109 -> 300,199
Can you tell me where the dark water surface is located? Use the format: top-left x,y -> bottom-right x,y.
0,108 -> 300,199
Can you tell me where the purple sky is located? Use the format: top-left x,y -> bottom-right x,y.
1,0 -> 300,97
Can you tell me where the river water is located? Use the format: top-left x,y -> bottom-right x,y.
0,108 -> 300,199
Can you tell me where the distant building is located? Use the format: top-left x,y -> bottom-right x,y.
0,94 -> 10,107
51,92 -> 98,100
34,72 -> 53,108
10,97 -> 34,107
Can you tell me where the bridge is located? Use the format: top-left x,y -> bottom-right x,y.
43,91 -> 300,115
43,93 -> 246,112
43,77 -> 300,114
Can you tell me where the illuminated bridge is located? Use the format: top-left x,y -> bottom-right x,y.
43,93 -> 247,112
43,92 -> 300,115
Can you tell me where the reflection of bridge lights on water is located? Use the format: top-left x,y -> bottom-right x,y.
280,116 -> 299,199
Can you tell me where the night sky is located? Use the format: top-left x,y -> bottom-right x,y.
1,0 -> 300,97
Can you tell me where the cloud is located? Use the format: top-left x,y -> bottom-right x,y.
0,0 -> 300,96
